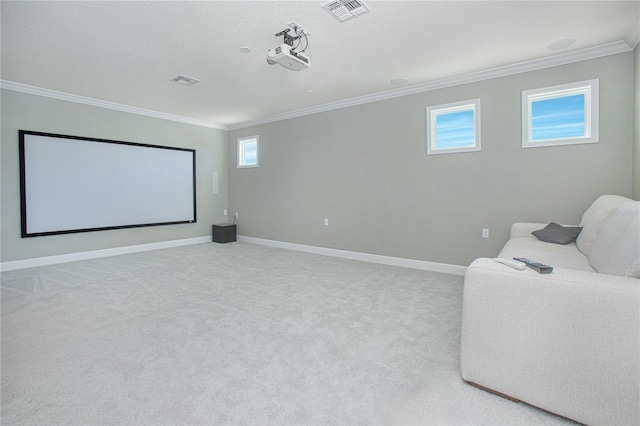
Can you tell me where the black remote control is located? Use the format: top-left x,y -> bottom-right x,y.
513,257 -> 553,274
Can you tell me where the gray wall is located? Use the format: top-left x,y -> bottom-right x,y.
229,52 -> 634,267
1,90 -> 229,262
634,43 -> 640,200
3,52 -> 634,266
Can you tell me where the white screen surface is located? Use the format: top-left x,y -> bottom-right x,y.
20,132 -> 196,237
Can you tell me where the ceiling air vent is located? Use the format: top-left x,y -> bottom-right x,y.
170,75 -> 200,87
322,0 -> 370,22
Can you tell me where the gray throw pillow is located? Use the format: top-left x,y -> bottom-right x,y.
531,222 -> 583,245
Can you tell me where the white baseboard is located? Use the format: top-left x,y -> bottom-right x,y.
2,235 -> 468,276
237,235 -> 467,276
0,236 -> 211,272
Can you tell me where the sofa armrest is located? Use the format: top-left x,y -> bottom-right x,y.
509,222 -> 546,239
460,258 -> 639,425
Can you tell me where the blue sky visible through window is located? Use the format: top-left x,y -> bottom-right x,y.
531,94 -> 585,141
243,140 -> 257,165
436,109 -> 475,148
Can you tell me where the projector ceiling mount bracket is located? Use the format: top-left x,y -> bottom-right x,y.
275,28 -> 299,47
266,21 -> 311,71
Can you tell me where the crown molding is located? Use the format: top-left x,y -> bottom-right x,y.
228,40 -> 633,131
0,80 -> 229,131
1,40 -> 633,133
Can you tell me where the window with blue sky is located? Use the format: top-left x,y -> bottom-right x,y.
243,141 -> 258,164
238,136 -> 259,168
522,79 -> 599,148
531,94 -> 585,141
426,99 -> 481,155
436,109 -> 475,148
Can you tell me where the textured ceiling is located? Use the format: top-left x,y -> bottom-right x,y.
1,1 -> 639,127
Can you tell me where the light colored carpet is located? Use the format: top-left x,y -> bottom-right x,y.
1,242 -> 575,425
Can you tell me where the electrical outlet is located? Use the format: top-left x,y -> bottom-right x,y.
323,218 -> 329,226
234,212 -> 239,219
482,228 -> 489,239
224,209 -> 227,216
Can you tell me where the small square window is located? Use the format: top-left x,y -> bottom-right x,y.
238,136 -> 258,168
522,79 -> 599,148
426,99 -> 481,155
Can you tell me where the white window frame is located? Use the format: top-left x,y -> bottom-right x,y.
426,99 -> 481,155
522,79 -> 599,148
237,135 -> 259,168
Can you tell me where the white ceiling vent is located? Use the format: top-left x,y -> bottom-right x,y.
322,0 -> 370,22
170,75 -> 200,87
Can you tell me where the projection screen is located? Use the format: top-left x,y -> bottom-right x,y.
19,130 -> 196,237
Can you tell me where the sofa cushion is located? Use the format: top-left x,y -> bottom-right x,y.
588,201 -> 640,278
499,237 -> 595,272
576,195 -> 630,257
531,222 -> 582,245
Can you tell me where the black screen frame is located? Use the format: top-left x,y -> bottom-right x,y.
19,130 -> 197,238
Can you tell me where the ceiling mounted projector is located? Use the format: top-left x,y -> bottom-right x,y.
267,44 -> 310,71
267,23 -> 311,71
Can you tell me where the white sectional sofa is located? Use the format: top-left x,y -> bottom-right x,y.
460,195 -> 639,425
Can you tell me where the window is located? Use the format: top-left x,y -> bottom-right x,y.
426,99 -> 481,155
238,136 -> 258,168
522,79 -> 599,148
